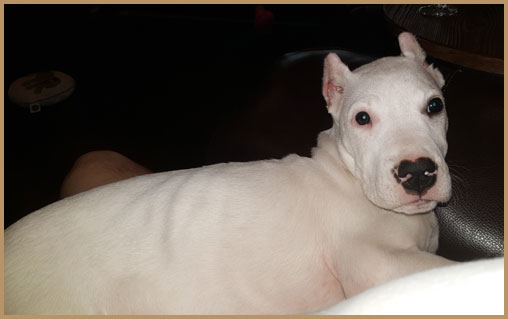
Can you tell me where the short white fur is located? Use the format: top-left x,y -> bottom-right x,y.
5,32 -> 455,315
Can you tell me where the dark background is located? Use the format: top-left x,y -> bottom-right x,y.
6,5 -> 405,227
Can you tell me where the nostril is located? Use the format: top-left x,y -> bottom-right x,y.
398,157 -> 436,178
396,157 -> 438,196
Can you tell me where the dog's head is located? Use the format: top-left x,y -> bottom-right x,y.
322,32 -> 451,214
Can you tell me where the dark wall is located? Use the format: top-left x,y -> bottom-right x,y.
5,5 -> 397,227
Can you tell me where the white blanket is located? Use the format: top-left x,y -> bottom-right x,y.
315,257 -> 504,315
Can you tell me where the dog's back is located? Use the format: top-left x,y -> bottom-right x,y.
5,155 -> 350,314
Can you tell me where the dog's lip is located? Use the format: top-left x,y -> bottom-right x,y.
407,199 -> 431,206
393,199 -> 437,214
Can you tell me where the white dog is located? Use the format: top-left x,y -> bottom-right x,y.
5,32 -> 456,315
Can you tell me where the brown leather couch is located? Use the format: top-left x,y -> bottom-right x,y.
206,49 -> 504,262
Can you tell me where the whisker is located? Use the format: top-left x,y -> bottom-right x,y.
446,161 -> 470,202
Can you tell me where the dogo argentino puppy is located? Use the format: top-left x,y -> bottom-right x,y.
5,32 -> 455,315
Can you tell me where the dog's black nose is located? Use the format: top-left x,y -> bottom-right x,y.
397,157 -> 437,196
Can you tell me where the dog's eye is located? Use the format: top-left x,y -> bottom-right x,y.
426,98 -> 443,115
355,111 -> 371,125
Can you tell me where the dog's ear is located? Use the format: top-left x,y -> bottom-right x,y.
323,53 -> 351,116
399,32 -> 445,89
425,64 -> 445,88
398,32 -> 426,63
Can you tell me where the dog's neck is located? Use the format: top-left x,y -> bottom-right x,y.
311,127 -> 356,183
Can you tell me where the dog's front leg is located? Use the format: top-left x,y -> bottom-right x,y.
390,249 -> 458,278
338,247 -> 457,298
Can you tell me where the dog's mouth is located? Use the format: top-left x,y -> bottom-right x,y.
408,199 -> 431,206
393,199 -> 438,214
